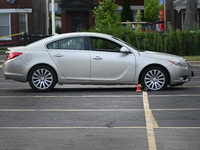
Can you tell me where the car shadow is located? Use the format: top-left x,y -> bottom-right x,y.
2,85 -> 194,95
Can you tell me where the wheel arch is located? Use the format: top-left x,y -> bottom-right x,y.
27,63 -> 58,83
138,64 -> 170,85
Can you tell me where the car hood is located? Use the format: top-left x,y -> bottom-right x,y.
140,51 -> 184,61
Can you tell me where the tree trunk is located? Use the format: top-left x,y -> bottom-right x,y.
183,0 -> 198,30
164,0 -> 174,31
121,0 -> 132,22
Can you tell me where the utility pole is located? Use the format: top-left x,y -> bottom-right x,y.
51,0 -> 56,35
164,0 -> 174,31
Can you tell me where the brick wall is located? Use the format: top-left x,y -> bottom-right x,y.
0,0 -> 47,45
0,0 -> 31,9
61,0 -> 144,33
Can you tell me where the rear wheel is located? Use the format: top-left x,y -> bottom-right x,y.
28,65 -> 57,92
140,66 -> 169,91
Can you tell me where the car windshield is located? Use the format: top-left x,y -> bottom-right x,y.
112,36 -> 144,52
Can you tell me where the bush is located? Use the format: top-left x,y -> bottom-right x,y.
89,27 -> 200,56
93,0 -> 121,29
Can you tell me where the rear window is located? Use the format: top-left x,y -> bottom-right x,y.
46,37 -> 85,50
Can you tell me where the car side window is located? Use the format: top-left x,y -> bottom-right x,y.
46,37 -> 84,50
90,37 -> 122,53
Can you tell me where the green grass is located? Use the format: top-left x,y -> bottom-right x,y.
183,56 -> 200,61
0,48 -> 6,55
0,51 -> 6,55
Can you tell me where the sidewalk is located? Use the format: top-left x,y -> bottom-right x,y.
189,61 -> 200,66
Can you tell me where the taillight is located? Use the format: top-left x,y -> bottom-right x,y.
6,52 -> 23,60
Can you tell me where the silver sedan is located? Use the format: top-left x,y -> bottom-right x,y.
2,32 -> 192,92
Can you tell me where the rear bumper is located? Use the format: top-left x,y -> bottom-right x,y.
2,58 -> 29,82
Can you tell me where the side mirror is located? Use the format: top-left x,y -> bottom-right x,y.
120,46 -> 130,54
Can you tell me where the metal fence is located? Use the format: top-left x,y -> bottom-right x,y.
19,33 -> 52,46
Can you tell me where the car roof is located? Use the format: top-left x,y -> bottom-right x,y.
51,32 -> 113,40
26,32 -> 115,48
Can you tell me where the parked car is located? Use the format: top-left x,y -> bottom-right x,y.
121,22 -> 156,32
2,32 -> 192,92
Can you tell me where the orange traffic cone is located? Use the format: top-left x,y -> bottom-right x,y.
136,84 -> 142,91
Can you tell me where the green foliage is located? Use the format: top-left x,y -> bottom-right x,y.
56,25 -> 61,34
144,0 -> 163,22
89,27 -> 200,56
49,14 -> 62,34
55,13 -> 61,17
135,10 -> 142,33
93,0 -> 121,30
49,14 -> 52,34
121,0 -> 132,22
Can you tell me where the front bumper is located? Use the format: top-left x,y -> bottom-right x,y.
168,63 -> 192,86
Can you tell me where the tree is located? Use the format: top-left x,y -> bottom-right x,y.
135,10 -> 142,32
121,0 -> 132,22
144,0 -> 163,22
183,0 -> 198,30
93,0 -> 121,29
165,0 -> 174,31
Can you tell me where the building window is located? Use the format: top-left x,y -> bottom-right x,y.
0,13 -> 11,40
20,14 -> 28,33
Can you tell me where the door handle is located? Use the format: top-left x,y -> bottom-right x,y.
93,56 -> 102,60
54,54 -> 63,57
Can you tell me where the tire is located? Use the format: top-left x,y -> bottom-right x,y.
140,66 -> 169,91
28,65 -> 57,92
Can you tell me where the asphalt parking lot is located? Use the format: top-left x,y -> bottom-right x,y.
0,55 -> 200,150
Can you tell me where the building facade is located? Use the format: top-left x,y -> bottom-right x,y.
0,0 -> 48,45
174,0 -> 200,30
59,0 -> 144,33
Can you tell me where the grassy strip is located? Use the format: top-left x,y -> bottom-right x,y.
0,50 -> 6,55
183,56 -> 200,61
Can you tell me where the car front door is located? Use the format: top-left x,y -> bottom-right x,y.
89,37 -> 135,83
46,37 -> 90,81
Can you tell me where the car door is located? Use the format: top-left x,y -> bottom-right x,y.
46,36 -> 90,81
89,36 -> 135,83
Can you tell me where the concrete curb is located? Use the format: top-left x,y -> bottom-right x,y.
189,61 -> 200,66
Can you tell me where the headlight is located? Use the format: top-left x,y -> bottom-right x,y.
168,60 -> 187,68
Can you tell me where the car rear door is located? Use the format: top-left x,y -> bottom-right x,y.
46,36 -> 90,81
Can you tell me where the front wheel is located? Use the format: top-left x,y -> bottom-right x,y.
28,65 -> 57,92
140,66 -> 169,91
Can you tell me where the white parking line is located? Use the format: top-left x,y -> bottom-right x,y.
152,108 -> 200,111
0,126 -> 199,130
148,94 -> 200,97
0,127 -> 146,129
0,95 -> 142,98
0,109 -> 143,112
143,91 -> 158,150
0,94 -> 200,98
0,90 -> 199,150
0,108 -> 199,111
155,127 -> 200,129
